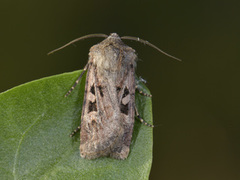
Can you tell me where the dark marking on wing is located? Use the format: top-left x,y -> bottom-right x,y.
90,85 -> 95,95
88,100 -> 97,112
91,119 -> 97,126
120,87 -> 130,115
120,103 -> 128,115
116,86 -> 121,94
98,86 -> 104,97
123,87 -> 129,98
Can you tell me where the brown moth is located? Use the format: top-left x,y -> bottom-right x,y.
48,33 -> 180,160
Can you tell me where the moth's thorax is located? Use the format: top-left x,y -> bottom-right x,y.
89,35 -> 137,72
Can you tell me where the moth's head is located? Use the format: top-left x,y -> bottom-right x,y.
101,33 -> 123,45
108,33 -> 121,39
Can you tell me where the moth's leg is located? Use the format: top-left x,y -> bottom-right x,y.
135,106 -> 154,127
65,63 -> 89,97
139,76 -> 147,84
135,86 -> 152,97
135,77 -> 152,97
70,126 -> 81,137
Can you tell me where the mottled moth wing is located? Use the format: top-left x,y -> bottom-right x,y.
48,32 -> 179,160
80,38 -> 137,159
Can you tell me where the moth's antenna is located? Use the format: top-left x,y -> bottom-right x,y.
121,36 -> 181,61
48,34 -> 108,55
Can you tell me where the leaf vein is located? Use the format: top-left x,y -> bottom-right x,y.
12,114 -> 42,180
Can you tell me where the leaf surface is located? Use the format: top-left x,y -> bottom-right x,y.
0,71 -> 153,180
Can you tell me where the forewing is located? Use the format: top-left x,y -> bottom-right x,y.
117,64 -> 136,149
80,63 -> 123,159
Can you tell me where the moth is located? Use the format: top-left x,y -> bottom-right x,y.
48,33 -> 180,160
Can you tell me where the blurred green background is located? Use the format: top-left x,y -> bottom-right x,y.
1,0 -> 239,179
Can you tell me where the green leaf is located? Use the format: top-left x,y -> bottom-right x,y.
0,70 -> 153,180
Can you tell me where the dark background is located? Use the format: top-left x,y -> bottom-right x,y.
1,0 -> 240,179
